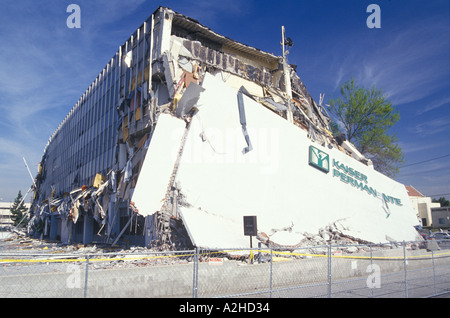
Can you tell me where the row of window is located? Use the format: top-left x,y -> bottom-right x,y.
38,17 -> 155,199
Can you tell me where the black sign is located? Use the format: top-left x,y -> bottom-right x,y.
243,216 -> 257,236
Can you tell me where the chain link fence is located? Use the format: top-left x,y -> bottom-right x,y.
1,240 -> 449,298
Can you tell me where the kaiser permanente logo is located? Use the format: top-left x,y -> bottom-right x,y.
309,145 -> 330,173
308,145 -> 402,207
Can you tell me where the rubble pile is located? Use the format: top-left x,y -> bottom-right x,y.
0,231 -> 195,271
0,225 -> 426,272
255,221 -> 424,257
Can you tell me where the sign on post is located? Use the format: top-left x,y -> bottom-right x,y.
243,216 -> 257,264
243,216 -> 257,236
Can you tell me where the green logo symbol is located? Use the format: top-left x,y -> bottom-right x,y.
309,145 -> 329,173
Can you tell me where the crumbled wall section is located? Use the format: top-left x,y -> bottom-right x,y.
180,38 -> 275,88
174,33 -> 331,141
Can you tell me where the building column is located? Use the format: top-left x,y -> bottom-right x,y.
108,193 -> 120,242
83,213 -> 94,245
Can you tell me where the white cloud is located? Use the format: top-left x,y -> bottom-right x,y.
326,15 -> 450,106
398,141 -> 444,154
416,96 -> 450,115
398,159 -> 450,180
412,117 -> 450,136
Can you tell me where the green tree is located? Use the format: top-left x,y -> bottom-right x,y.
10,191 -> 28,228
328,78 -> 404,177
433,197 -> 450,207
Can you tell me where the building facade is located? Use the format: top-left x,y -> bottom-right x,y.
29,7 -> 420,248
405,185 -> 440,227
0,202 -> 14,227
0,202 -> 30,228
431,207 -> 450,229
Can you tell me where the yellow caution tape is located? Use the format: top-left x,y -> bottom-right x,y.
1,250 -> 449,264
0,252 -> 197,264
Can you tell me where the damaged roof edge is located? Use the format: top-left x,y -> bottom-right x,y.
42,6 -> 315,158
167,7 -> 323,131
168,7 -> 282,64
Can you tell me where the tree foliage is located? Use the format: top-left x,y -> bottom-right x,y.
328,78 -> 404,177
433,197 -> 450,207
10,190 -> 28,227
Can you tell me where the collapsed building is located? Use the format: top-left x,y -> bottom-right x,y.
29,6 -> 421,250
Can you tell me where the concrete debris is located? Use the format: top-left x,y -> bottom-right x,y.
255,221 -> 372,250
426,239 -> 440,252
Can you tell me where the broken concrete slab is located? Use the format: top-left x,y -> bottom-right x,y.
171,73 -> 421,249
174,82 -> 205,118
131,114 -> 187,217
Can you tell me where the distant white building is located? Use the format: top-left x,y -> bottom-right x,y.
405,185 -> 440,227
0,202 -> 14,227
0,202 -> 30,227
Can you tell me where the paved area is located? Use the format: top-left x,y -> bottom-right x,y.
2,231 -> 450,298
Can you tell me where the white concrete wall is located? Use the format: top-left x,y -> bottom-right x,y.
174,73 -> 420,248
132,114 -> 186,217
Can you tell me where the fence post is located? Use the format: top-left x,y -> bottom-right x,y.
403,241 -> 408,298
258,242 -> 261,264
369,244 -> 374,298
192,247 -> 198,298
327,243 -> 332,298
431,244 -> 436,295
270,248 -> 273,298
84,254 -> 89,298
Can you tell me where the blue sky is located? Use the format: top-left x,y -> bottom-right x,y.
0,0 -> 449,202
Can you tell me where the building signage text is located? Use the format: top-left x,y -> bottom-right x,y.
309,146 -> 402,206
